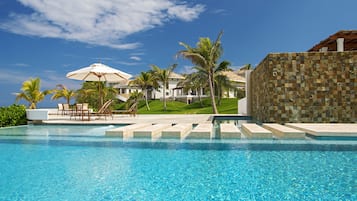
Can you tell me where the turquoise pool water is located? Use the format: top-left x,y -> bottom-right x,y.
0,125 -> 356,200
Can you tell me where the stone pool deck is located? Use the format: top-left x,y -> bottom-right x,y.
39,113 -> 357,140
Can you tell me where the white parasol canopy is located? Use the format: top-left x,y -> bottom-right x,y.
66,63 -> 132,82
66,63 -> 132,107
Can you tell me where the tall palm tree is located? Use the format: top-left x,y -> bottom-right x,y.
178,31 -> 226,114
51,84 -> 76,105
214,61 -> 232,105
130,71 -> 157,111
15,77 -> 52,109
150,64 -> 177,111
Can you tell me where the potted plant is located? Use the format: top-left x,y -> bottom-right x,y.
15,77 -> 53,121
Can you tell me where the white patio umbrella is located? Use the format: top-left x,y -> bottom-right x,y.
66,63 -> 132,106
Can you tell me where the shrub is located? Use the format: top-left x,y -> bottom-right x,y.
0,104 -> 27,127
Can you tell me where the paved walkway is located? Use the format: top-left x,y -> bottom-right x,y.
44,114 -> 212,125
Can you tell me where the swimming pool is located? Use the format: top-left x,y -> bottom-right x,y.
0,125 -> 356,200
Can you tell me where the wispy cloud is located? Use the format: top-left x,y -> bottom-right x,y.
1,0 -> 205,49
13,63 -> 30,67
130,56 -> 142,61
116,61 -> 143,66
0,69 -> 80,90
211,9 -> 228,15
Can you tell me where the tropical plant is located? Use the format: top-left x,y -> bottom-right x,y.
51,84 -> 76,105
150,64 -> 177,111
15,77 -> 53,109
76,81 -> 117,110
215,73 -> 232,105
126,90 -> 143,110
0,104 -> 27,127
177,72 -> 207,107
178,31 -> 228,114
129,71 -> 157,111
215,61 -> 232,105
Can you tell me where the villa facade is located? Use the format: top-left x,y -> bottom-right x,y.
113,70 -> 246,103
247,30 -> 357,123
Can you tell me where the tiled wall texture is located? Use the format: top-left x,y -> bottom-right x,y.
250,51 -> 357,123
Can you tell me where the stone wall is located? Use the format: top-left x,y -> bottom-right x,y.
250,51 -> 357,123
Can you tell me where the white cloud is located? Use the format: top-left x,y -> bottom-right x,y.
1,0 -> 205,49
130,56 -> 141,61
179,65 -> 196,74
0,69 -> 80,90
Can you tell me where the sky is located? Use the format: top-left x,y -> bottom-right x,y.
0,0 -> 356,107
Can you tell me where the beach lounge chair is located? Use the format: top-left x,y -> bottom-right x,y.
57,103 -> 64,115
91,99 -> 114,120
62,103 -> 72,115
113,102 -> 138,116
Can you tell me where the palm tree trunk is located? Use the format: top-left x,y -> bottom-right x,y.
198,88 -> 203,107
163,84 -> 167,111
217,85 -> 222,106
208,74 -> 218,114
145,89 -> 150,111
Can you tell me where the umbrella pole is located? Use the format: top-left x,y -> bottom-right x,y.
98,81 -> 103,108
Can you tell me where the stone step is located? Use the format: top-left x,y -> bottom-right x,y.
161,124 -> 192,139
241,123 -> 273,139
220,123 -> 241,139
186,124 -> 213,139
105,123 -> 151,138
262,123 -> 305,139
133,124 -> 172,139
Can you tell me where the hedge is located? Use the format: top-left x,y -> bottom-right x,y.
0,104 -> 27,127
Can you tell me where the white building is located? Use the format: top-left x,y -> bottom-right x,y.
112,71 -> 246,103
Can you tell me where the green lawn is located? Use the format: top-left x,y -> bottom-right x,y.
117,98 -> 238,114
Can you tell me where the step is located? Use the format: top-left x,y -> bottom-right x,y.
285,123 -> 357,137
262,123 -> 305,139
161,124 -> 192,139
220,123 -> 241,139
133,124 -> 172,139
105,123 -> 151,138
186,124 -> 213,139
241,123 -> 273,139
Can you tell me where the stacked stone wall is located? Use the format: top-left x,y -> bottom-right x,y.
250,51 -> 356,123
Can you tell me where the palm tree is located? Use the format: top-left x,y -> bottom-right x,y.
178,31 -> 226,114
127,90 -> 143,109
76,81 -> 117,110
214,61 -> 232,105
51,84 -> 76,105
215,73 -> 232,105
15,77 -> 52,109
150,64 -> 177,111
178,72 -> 207,107
130,71 -> 157,111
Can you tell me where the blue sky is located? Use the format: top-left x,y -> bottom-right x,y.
0,0 -> 356,107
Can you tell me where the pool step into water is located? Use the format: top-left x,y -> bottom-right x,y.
219,123 -> 241,139
285,123 -> 357,138
241,123 -> 273,139
186,124 -> 213,139
132,124 -> 172,139
262,123 -> 305,139
105,123 -> 324,140
105,123 -> 151,138
161,124 -> 192,139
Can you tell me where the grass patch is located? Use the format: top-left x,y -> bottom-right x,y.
118,98 -> 238,114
